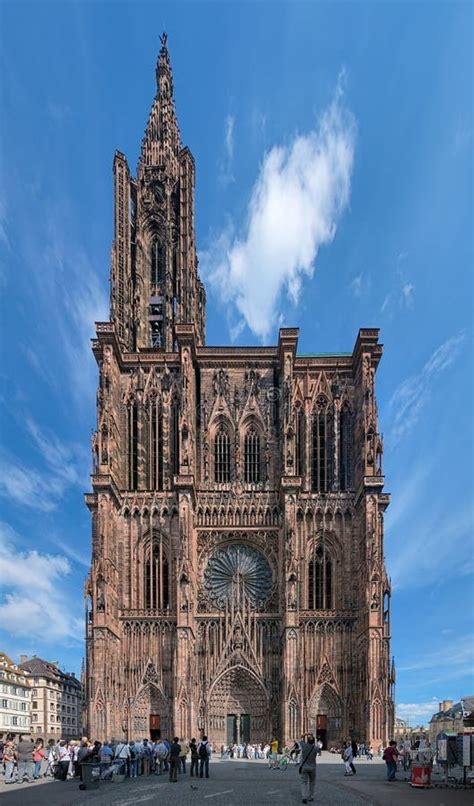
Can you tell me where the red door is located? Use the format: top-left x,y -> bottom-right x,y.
150,714 -> 161,740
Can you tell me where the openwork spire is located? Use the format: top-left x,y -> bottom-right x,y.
140,32 -> 181,169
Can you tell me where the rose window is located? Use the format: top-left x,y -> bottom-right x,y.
204,544 -> 272,609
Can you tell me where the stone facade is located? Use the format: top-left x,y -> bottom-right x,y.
84,35 -> 395,748
20,656 -> 82,740
0,652 -> 31,736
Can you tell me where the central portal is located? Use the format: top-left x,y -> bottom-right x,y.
208,666 -> 268,747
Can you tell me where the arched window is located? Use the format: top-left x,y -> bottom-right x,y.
244,425 -> 260,484
144,540 -> 169,610
312,396 -> 333,492
150,240 -> 166,286
308,546 -> 333,609
339,404 -> 353,491
214,424 -> 230,483
128,402 -> 138,490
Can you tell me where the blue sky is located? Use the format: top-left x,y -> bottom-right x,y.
0,1 -> 472,725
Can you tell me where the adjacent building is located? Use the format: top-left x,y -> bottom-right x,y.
394,716 -> 428,743
0,652 -> 31,736
19,656 -> 82,739
429,698 -> 474,743
84,34 -> 395,748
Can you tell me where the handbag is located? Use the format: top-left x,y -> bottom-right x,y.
299,746 -> 314,774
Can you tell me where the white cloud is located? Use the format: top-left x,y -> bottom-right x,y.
349,272 -> 365,298
386,331 -> 465,448
396,698 -> 440,724
202,79 -> 355,341
0,418 -> 87,512
401,282 -> 415,307
0,522 -> 83,642
219,114 -> 236,186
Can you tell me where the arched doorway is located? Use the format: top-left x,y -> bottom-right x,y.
132,684 -> 169,741
308,683 -> 343,749
207,666 -> 269,747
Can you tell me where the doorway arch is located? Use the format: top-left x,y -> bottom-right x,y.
207,665 -> 269,746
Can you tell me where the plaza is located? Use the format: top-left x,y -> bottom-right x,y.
0,755 -> 472,806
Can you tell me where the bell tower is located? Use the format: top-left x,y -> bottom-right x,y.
110,33 -> 206,352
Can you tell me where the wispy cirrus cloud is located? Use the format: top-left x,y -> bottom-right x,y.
0,522 -> 83,643
218,113 -> 236,186
0,418 -> 87,512
202,76 -> 355,341
385,331 -> 466,449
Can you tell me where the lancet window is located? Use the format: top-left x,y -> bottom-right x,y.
128,402 -> 138,490
308,546 -> 333,610
144,539 -> 169,610
171,397 -> 180,476
295,405 -> 305,477
339,404 -> 353,491
244,425 -> 260,484
150,240 -> 166,286
148,398 -> 163,490
312,396 -> 333,492
214,424 -> 231,483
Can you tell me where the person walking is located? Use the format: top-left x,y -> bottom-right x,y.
189,738 -> 199,777
169,737 -> 181,782
350,738 -> 358,774
198,735 -> 211,778
342,742 -> 353,775
383,740 -> 399,782
298,733 -> 317,804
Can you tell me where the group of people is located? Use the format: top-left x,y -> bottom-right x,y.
0,732 -> 214,786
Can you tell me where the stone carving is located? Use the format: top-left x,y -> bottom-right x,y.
203,544 -> 272,609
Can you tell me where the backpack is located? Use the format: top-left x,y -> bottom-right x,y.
199,741 -> 208,759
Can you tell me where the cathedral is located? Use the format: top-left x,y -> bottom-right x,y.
84,35 -> 395,748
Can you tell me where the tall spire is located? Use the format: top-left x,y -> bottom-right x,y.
156,31 -> 173,95
140,32 -> 180,169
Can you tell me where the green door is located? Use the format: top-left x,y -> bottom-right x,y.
240,714 -> 250,744
227,714 -> 237,745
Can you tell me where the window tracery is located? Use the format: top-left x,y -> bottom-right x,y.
308,545 -> 333,610
214,423 -> 231,483
244,425 -> 261,484
312,395 -> 333,492
144,538 -> 169,610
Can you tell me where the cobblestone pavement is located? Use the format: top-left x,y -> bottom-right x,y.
0,756 -> 473,806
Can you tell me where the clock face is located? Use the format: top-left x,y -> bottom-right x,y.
203,544 -> 272,610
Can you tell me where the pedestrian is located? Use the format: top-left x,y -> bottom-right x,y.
189,737 -> 199,777
57,740 -> 71,781
198,734 -> 211,778
298,733 -> 317,804
269,737 -> 279,768
383,740 -> 399,782
350,738 -> 358,774
366,744 -> 373,760
100,741 -> 113,766
154,739 -> 169,774
178,737 -> 188,773
33,738 -> 45,779
169,737 -> 181,782
142,738 -> 153,774
3,735 -> 17,784
128,741 -> 138,777
113,738 -> 130,776
342,742 -> 353,775
16,734 -> 35,783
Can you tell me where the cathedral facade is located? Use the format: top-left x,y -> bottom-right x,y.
84,36 -> 395,748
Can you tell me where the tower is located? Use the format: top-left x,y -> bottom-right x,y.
84,37 -> 394,747
110,32 -> 205,354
